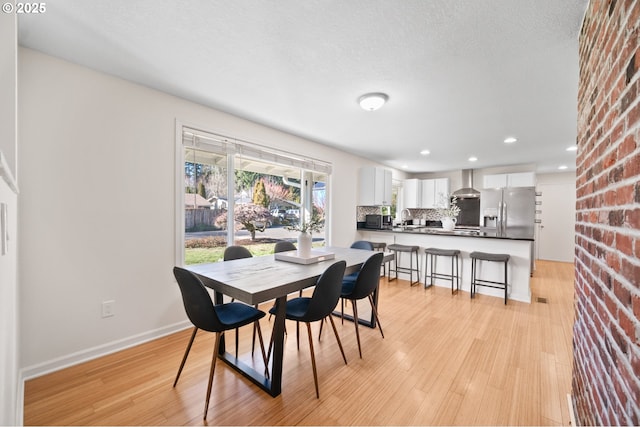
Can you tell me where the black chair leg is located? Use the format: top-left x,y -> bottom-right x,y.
203,331 -> 222,419
318,317 -> 324,339
327,315 -> 348,365
368,294 -> 384,339
352,300 -> 362,358
305,322 -> 320,398
174,327 -> 198,387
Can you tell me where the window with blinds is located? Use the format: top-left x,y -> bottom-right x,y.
178,126 -> 330,265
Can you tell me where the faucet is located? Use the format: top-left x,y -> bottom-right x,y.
401,208 -> 411,226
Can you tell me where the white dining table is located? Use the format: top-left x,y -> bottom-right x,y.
185,246 -> 391,397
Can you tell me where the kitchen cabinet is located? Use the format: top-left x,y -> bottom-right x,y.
483,172 -> 536,189
507,172 -> 536,187
420,178 -> 450,208
358,167 -> 392,205
402,178 -> 421,208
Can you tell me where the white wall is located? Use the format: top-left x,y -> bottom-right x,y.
0,7 -> 19,426
18,48 -> 391,376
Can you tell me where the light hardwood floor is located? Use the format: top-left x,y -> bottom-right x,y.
23,260 -> 574,425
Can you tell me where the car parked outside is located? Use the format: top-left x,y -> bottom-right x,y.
270,208 -> 286,219
285,209 -> 299,220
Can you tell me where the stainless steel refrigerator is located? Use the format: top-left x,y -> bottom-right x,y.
480,187 -> 536,238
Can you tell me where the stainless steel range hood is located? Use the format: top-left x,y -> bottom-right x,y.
452,169 -> 480,198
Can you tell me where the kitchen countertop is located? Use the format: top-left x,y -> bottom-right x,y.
358,225 -> 534,241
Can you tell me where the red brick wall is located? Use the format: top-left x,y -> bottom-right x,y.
574,0 -> 640,425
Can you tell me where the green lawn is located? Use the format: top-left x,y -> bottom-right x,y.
185,243 -> 276,265
185,240 -> 325,265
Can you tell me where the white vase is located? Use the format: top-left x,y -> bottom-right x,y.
297,232 -> 312,257
441,217 -> 456,231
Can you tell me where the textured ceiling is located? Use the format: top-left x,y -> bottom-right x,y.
18,0 -> 588,173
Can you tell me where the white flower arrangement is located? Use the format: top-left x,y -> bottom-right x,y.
286,214 -> 324,235
438,193 -> 461,219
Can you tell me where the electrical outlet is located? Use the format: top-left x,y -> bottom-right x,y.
101,300 -> 115,318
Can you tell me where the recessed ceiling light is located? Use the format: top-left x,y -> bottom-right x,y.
468,156 -> 478,162
504,137 -> 517,143
566,145 -> 577,151
420,149 -> 430,155
401,164 -> 409,169
358,93 -> 388,111
558,165 -> 568,170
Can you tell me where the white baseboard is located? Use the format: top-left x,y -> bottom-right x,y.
20,320 -> 191,381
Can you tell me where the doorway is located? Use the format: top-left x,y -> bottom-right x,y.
536,182 -> 576,262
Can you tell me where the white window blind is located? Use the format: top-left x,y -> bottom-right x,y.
182,127 -> 332,175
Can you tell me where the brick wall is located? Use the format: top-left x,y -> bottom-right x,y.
574,0 -> 640,425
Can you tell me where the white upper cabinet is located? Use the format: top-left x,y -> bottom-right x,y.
420,179 -> 435,208
483,172 -> 536,188
420,178 -> 450,208
507,172 -> 536,187
483,174 -> 507,189
358,167 -> 392,205
402,178 -> 421,208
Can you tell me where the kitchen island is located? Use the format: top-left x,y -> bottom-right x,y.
357,226 -> 534,303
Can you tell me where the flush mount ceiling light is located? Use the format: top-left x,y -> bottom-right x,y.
504,137 -> 518,143
566,145 -> 577,151
358,93 -> 388,111
468,156 -> 478,162
420,149 -> 431,155
558,165 -> 568,170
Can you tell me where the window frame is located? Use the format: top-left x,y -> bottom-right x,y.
175,121 -> 332,266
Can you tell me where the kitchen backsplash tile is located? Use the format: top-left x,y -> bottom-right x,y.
356,206 -> 442,222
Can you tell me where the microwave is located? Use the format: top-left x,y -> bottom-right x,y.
365,214 -> 392,229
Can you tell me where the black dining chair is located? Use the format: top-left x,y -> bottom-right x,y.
340,240 -> 374,321
340,252 -> 385,358
268,260 -> 348,398
172,267 -> 269,419
223,245 -> 252,261
350,240 -> 374,251
274,240 -> 297,253
343,241 -> 373,282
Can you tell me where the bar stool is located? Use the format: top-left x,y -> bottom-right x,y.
370,242 -> 389,276
469,251 -> 510,305
424,248 -> 461,294
387,244 -> 420,285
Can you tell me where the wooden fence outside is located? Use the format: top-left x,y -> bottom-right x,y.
185,208 -> 223,231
